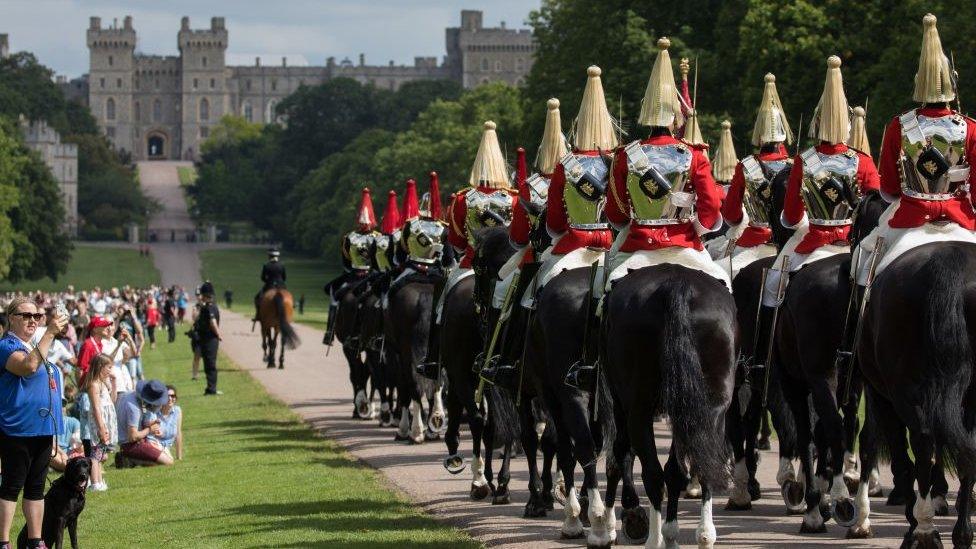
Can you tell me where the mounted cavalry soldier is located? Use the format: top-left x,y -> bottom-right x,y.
714,73 -> 795,278
323,187 -> 380,345
762,56 -> 880,311
253,247 -> 286,323
852,13 -> 976,287
397,172 -> 451,279
604,37 -> 728,290
373,189 -> 402,274
478,99 -> 567,386
703,119 -> 738,259
417,121 -> 517,373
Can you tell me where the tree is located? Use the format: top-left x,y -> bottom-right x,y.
0,124 -> 24,279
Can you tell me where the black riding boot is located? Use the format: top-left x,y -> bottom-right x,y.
323,300 -> 339,346
416,322 -> 441,380
564,297 -> 602,392
479,304 -> 527,391
253,292 -> 261,322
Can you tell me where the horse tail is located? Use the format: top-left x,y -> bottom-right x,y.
660,278 -> 730,489
920,246 -> 976,476
488,385 -> 520,444
596,360 -> 617,465
274,291 -> 300,350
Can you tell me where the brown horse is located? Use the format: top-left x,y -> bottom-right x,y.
258,288 -> 300,369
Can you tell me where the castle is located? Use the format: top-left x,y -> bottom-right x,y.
83,11 -> 535,161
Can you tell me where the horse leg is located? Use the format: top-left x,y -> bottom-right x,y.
427,385 -> 446,434
783,381 -> 823,533
906,429 -> 940,546
663,449 -> 686,548
809,380 -> 856,527
467,399 -> 490,500
633,420 -> 666,549
952,476 -> 975,548
540,417 -> 558,510
613,419 -> 645,544
930,449 -> 950,516
743,384 -> 764,502
441,387 -> 466,473
278,329 -> 285,369
724,381 -> 751,510
547,393 -> 582,539
847,384 -> 879,539
841,387 -> 862,494
519,397 -> 545,518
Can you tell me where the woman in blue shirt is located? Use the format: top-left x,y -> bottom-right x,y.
154,385 -> 183,460
0,297 -> 69,549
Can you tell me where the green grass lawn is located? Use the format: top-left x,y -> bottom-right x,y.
200,248 -> 339,330
13,332 -> 478,547
0,244 -> 160,293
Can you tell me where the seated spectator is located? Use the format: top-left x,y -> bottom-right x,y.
51,398 -> 83,473
117,380 -> 174,466
153,385 -> 183,460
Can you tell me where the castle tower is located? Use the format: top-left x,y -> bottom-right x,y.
178,16 -> 227,160
86,16 -> 136,156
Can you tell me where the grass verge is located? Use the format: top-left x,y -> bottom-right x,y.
0,244 -> 160,293
15,331 -> 478,547
200,248 -> 338,330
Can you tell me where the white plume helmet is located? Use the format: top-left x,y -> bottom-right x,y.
913,13 -> 955,104
848,106 -> 871,155
573,66 -> 618,151
639,37 -> 685,128
752,73 -> 793,146
683,108 -> 707,150
468,120 -> 511,189
536,98 -> 568,174
808,55 -> 851,145
712,120 -> 737,183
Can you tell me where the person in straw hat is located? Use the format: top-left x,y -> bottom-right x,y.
417,121 -> 517,373
323,187 -> 381,345
851,13 -> 976,288
604,37 -> 729,290
480,98 -> 568,389
713,74 -> 796,277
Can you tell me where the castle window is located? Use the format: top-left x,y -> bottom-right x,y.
210,78 -> 215,89
246,80 -> 251,91
202,56 -> 208,68
108,55 -> 114,67
134,101 -> 141,122
480,58 -> 489,72
495,60 -> 503,72
516,57 -> 525,72
199,98 -> 210,121
106,98 -> 116,120
200,126 -> 210,139
193,78 -> 198,90
242,101 -> 253,122
100,78 -> 105,89
266,99 -> 279,123
117,78 -> 122,88
152,99 -> 162,122
271,79 -> 278,91
155,79 -> 160,90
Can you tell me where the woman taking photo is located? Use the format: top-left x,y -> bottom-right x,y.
0,297 -> 68,549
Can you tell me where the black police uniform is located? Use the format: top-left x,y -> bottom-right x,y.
196,300 -> 221,394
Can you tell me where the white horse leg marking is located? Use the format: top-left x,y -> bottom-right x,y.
662,518 -> 679,548
685,476 -> 702,498
729,458 -> 751,507
560,486 -> 584,538
913,490 -> 936,534
409,400 -> 423,443
776,457 -> 795,485
645,506 -> 665,549
843,450 -> 859,481
830,472 -> 850,502
696,492 -> 717,548
471,454 -> 487,487
848,480 -> 872,536
428,387 -> 446,432
586,487 -> 612,547
397,405 -> 410,438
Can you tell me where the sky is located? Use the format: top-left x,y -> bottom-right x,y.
2,0 -> 539,78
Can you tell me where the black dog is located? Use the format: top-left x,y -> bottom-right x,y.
17,456 -> 90,549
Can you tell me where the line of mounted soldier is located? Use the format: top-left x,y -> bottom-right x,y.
315,14 -> 976,548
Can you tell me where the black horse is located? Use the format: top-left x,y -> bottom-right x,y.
857,239 -> 976,548
333,278 -> 373,419
603,263 -> 737,548
440,226 -> 517,503
358,277 -> 396,424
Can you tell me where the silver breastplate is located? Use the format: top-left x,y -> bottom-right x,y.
348,232 -> 375,270
623,141 -> 695,224
800,147 -> 859,224
374,234 -> 393,271
899,110 -> 969,198
740,156 -> 791,226
560,153 -> 609,228
464,189 -> 513,247
523,173 -> 550,227
406,219 -> 446,264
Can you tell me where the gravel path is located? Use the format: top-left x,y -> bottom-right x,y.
142,159 -> 962,547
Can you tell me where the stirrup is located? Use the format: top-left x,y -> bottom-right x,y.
480,359 -> 518,391
472,351 -> 487,374
415,361 -> 440,380
564,360 -> 597,391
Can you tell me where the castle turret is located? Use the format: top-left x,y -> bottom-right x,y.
178,16 -> 228,160
86,15 -> 136,154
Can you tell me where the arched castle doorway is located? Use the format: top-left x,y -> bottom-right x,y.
147,132 -> 167,160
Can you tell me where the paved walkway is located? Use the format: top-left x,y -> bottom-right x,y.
141,159 -> 961,547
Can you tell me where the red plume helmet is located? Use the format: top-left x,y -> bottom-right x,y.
356,187 -> 377,231
515,147 -> 529,202
428,171 -> 443,220
379,190 -> 401,234
402,179 -> 420,221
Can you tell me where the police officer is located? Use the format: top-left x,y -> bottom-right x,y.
196,281 -> 223,396
254,248 -> 286,322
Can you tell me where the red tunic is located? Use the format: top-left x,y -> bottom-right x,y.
606,136 -> 722,253
783,143 -> 880,254
721,144 -> 790,248
545,151 -> 614,255
447,186 -> 519,268
879,107 -> 976,230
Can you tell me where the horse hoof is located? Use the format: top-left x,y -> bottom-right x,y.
393,433 -> 409,442
782,480 -> 806,513
266,363 -> 275,369
847,524 -> 874,539
748,478 -> 762,501
380,411 -> 392,426
869,483 -> 884,498
278,363 -> 284,370
887,485 -> 908,506
799,521 -> 828,534
953,520 -> 974,548
492,487 -> 510,505
423,429 -> 440,441
621,506 -> 649,544
832,497 -> 857,528
428,413 -> 445,433
757,436 -> 771,451
725,498 -> 752,511
523,496 -> 548,518
542,490 -> 556,510
844,475 -> 860,496
819,500 -> 833,523
554,483 -> 567,506
932,495 -> 949,517
470,483 -> 490,501
560,517 -> 585,539
443,454 -> 466,475
903,530 -> 942,549
578,494 -> 590,527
